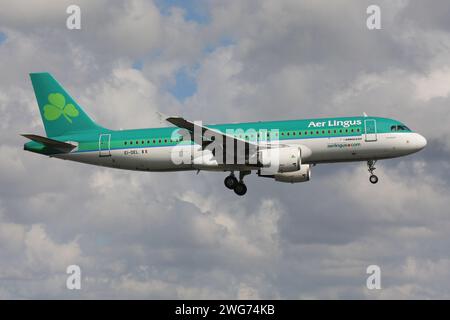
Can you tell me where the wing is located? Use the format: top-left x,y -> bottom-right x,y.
165,116 -> 291,167
166,116 -> 258,149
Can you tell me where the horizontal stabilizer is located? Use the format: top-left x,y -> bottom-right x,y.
21,134 -> 76,152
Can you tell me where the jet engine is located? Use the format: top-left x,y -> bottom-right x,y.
258,146 -> 301,173
258,164 -> 312,183
273,164 -> 312,183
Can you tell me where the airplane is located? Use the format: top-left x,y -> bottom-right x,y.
23,73 -> 427,196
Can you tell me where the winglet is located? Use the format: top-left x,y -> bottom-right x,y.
156,111 -> 179,126
165,116 -> 196,132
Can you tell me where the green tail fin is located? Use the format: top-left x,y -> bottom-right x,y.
30,73 -> 102,137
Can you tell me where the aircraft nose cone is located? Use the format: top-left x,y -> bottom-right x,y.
415,133 -> 427,150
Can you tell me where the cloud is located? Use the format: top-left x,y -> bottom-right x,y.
1,0 -> 450,299
413,67 -> 450,101
82,68 -> 165,129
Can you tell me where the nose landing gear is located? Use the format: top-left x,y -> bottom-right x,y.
367,160 -> 378,184
369,174 -> 379,184
224,171 -> 250,196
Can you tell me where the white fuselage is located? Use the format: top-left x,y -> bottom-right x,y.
55,132 -> 427,172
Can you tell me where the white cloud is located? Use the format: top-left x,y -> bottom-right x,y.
24,224 -> 83,273
83,68 -> 163,129
1,0 -> 450,299
413,67 -> 450,101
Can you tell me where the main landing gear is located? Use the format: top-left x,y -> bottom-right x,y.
367,160 -> 379,184
224,171 -> 250,196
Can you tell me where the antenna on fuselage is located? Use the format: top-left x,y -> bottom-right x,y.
363,112 -> 368,117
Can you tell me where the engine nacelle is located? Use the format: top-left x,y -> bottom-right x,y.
273,164 -> 312,183
258,146 -> 301,173
192,149 -> 219,169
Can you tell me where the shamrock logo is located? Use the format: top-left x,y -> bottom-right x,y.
43,93 -> 79,123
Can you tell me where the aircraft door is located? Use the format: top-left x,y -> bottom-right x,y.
364,119 -> 377,142
99,133 -> 111,157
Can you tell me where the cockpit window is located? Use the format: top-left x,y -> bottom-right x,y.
391,125 -> 410,132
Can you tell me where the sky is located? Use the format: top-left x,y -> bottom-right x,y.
1,0 -> 450,299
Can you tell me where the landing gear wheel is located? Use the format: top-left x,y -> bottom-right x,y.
367,160 -> 378,184
233,183 -> 247,196
224,175 -> 238,189
369,175 -> 378,184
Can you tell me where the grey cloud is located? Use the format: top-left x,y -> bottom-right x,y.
1,0 -> 450,299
